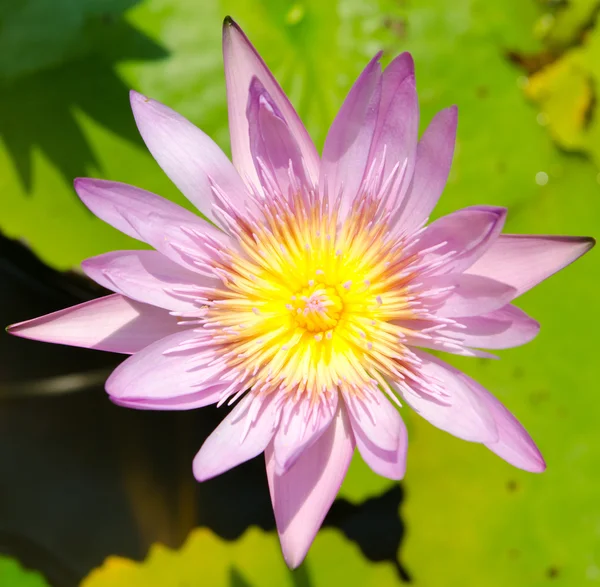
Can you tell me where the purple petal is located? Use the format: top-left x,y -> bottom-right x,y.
367,53 -> 418,209
461,372 -> 545,472
193,392 -> 279,481
82,250 -> 214,313
393,106 -> 458,235
273,394 -> 338,475
467,234 -> 595,298
105,329 -> 226,400
222,18 -> 319,189
447,304 -> 540,349
419,273 -> 517,317
74,178 -> 234,274
345,389 -> 408,480
266,404 -> 355,568
130,91 -> 248,229
390,351 -> 497,443
7,294 -> 179,354
246,78 -> 311,196
410,206 -> 507,274
319,54 -> 382,218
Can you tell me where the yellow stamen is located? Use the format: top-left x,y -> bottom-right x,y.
205,193 -> 418,401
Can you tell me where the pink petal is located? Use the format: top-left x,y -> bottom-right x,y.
467,235 -> 595,298
74,178 -> 234,274
266,404 -> 355,568
394,106 -> 458,235
112,385 -> 224,411
105,329 -> 226,400
193,392 -> 279,481
481,390 -> 546,473
222,18 -> 320,189
345,389 -> 408,480
273,394 -> 338,475
410,206 -> 507,274
390,351 -> 498,443
7,294 -> 179,354
447,304 -> 540,349
420,273 -> 517,317
367,53 -> 418,209
82,250 -> 214,313
461,371 -> 545,472
397,324 -> 497,358
130,91 -> 248,229
246,78 -> 311,197
319,54 -> 382,219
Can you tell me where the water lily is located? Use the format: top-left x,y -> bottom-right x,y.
8,17 -> 593,567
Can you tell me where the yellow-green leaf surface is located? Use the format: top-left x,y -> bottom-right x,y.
524,2 -> 600,166
0,556 -> 50,587
80,527 -> 399,586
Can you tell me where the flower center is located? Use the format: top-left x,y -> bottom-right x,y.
292,283 -> 344,333
202,192 -> 425,402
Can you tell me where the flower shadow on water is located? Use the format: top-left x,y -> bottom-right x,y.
0,0 -> 168,193
0,233 -> 411,584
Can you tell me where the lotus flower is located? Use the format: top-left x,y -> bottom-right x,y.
8,17 -> 594,567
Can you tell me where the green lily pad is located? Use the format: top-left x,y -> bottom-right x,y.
0,555 -> 50,587
80,527 -> 399,586
524,10 -> 600,167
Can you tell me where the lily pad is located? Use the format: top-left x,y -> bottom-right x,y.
80,527 -> 400,586
0,555 -> 50,587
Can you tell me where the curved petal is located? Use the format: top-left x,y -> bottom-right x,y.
193,391 -> 279,481
367,53 -> 418,210
223,18 -> 319,189
418,273 -> 517,317
319,54 -> 382,219
74,178 -> 234,274
467,234 -> 595,298
410,206 -> 507,274
266,404 -> 355,569
463,373 -> 545,472
82,250 -> 214,313
390,351 -> 497,443
343,388 -> 400,451
346,389 -> 408,480
397,325 -> 497,358
112,385 -> 224,411
130,91 -> 248,228
394,106 -> 458,235
7,294 -> 179,354
105,329 -> 227,400
447,304 -> 540,349
247,78 -> 311,197
273,393 -> 337,475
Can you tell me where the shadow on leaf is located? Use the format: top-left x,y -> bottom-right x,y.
0,0 -> 168,192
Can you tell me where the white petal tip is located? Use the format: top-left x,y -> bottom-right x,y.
192,453 -> 212,483
281,539 -> 310,570
531,461 -> 547,473
130,89 -> 149,105
5,321 -> 30,339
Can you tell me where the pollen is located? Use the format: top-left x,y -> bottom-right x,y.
202,190 -> 427,402
292,284 -> 343,333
